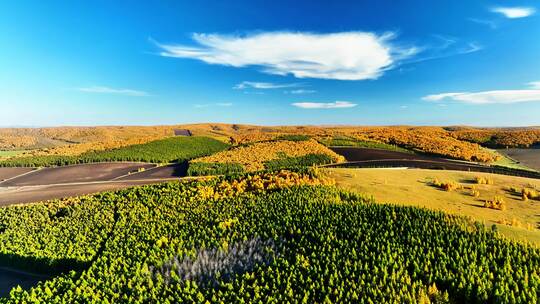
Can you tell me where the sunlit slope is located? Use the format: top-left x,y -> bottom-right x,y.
6,125 -> 540,164
328,168 -> 540,244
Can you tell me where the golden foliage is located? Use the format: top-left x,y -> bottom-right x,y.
8,124 -> 540,163
193,170 -> 334,201
474,176 -> 494,185
193,140 -> 345,171
497,218 -> 534,230
484,196 -> 506,211
521,188 -> 539,200
431,178 -> 462,191
0,126 -> 179,156
0,134 -> 37,149
346,126 -> 499,162
452,128 -> 540,148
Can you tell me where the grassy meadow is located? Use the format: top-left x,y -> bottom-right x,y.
327,167 -> 540,245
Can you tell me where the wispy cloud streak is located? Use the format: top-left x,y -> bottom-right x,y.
286,89 -> 317,94
423,82 -> 540,104
292,101 -> 357,109
468,18 -> 498,29
78,86 -> 149,97
233,81 -> 302,90
195,103 -> 233,108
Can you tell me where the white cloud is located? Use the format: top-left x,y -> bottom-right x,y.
78,86 -> 149,97
233,81 -> 301,89
157,31 -> 418,80
423,83 -> 540,104
287,89 -> 317,94
491,7 -> 536,18
292,101 -> 357,109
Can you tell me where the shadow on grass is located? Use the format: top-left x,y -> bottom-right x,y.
172,161 -> 188,177
459,178 -> 477,184
0,253 -> 88,297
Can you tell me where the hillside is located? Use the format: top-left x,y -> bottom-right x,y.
5,125 -> 540,166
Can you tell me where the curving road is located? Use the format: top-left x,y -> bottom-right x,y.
0,163 -> 188,206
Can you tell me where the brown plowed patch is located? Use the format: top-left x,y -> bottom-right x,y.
0,163 -> 155,187
117,163 -> 187,180
498,148 -> 540,171
330,147 -> 540,179
0,180 -> 178,206
0,168 -> 35,182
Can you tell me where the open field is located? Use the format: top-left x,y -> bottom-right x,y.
0,162 -> 195,205
498,148 -> 540,171
1,172 -> 538,302
0,162 -> 155,187
0,168 -> 34,181
329,147 -> 540,179
327,167 -> 540,244
0,150 -> 24,158
0,179 -> 185,206
116,163 -> 187,180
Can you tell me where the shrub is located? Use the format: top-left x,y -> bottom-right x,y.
317,136 -> 412,153
431,179 -> 461,191
475,176 -> 494,185
264,153 -> 335,171
275,134 -> 311,142
521,188 -> 539,201
187,162 -> 244,176
484,196 -> 506,211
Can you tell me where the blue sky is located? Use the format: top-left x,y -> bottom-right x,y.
1,1 -> 539,127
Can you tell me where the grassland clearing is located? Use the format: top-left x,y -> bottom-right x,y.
326,167 -> 540,244
0,150 -> 25,159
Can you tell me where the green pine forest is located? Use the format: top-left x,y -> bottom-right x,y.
1,173 -> 538,303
